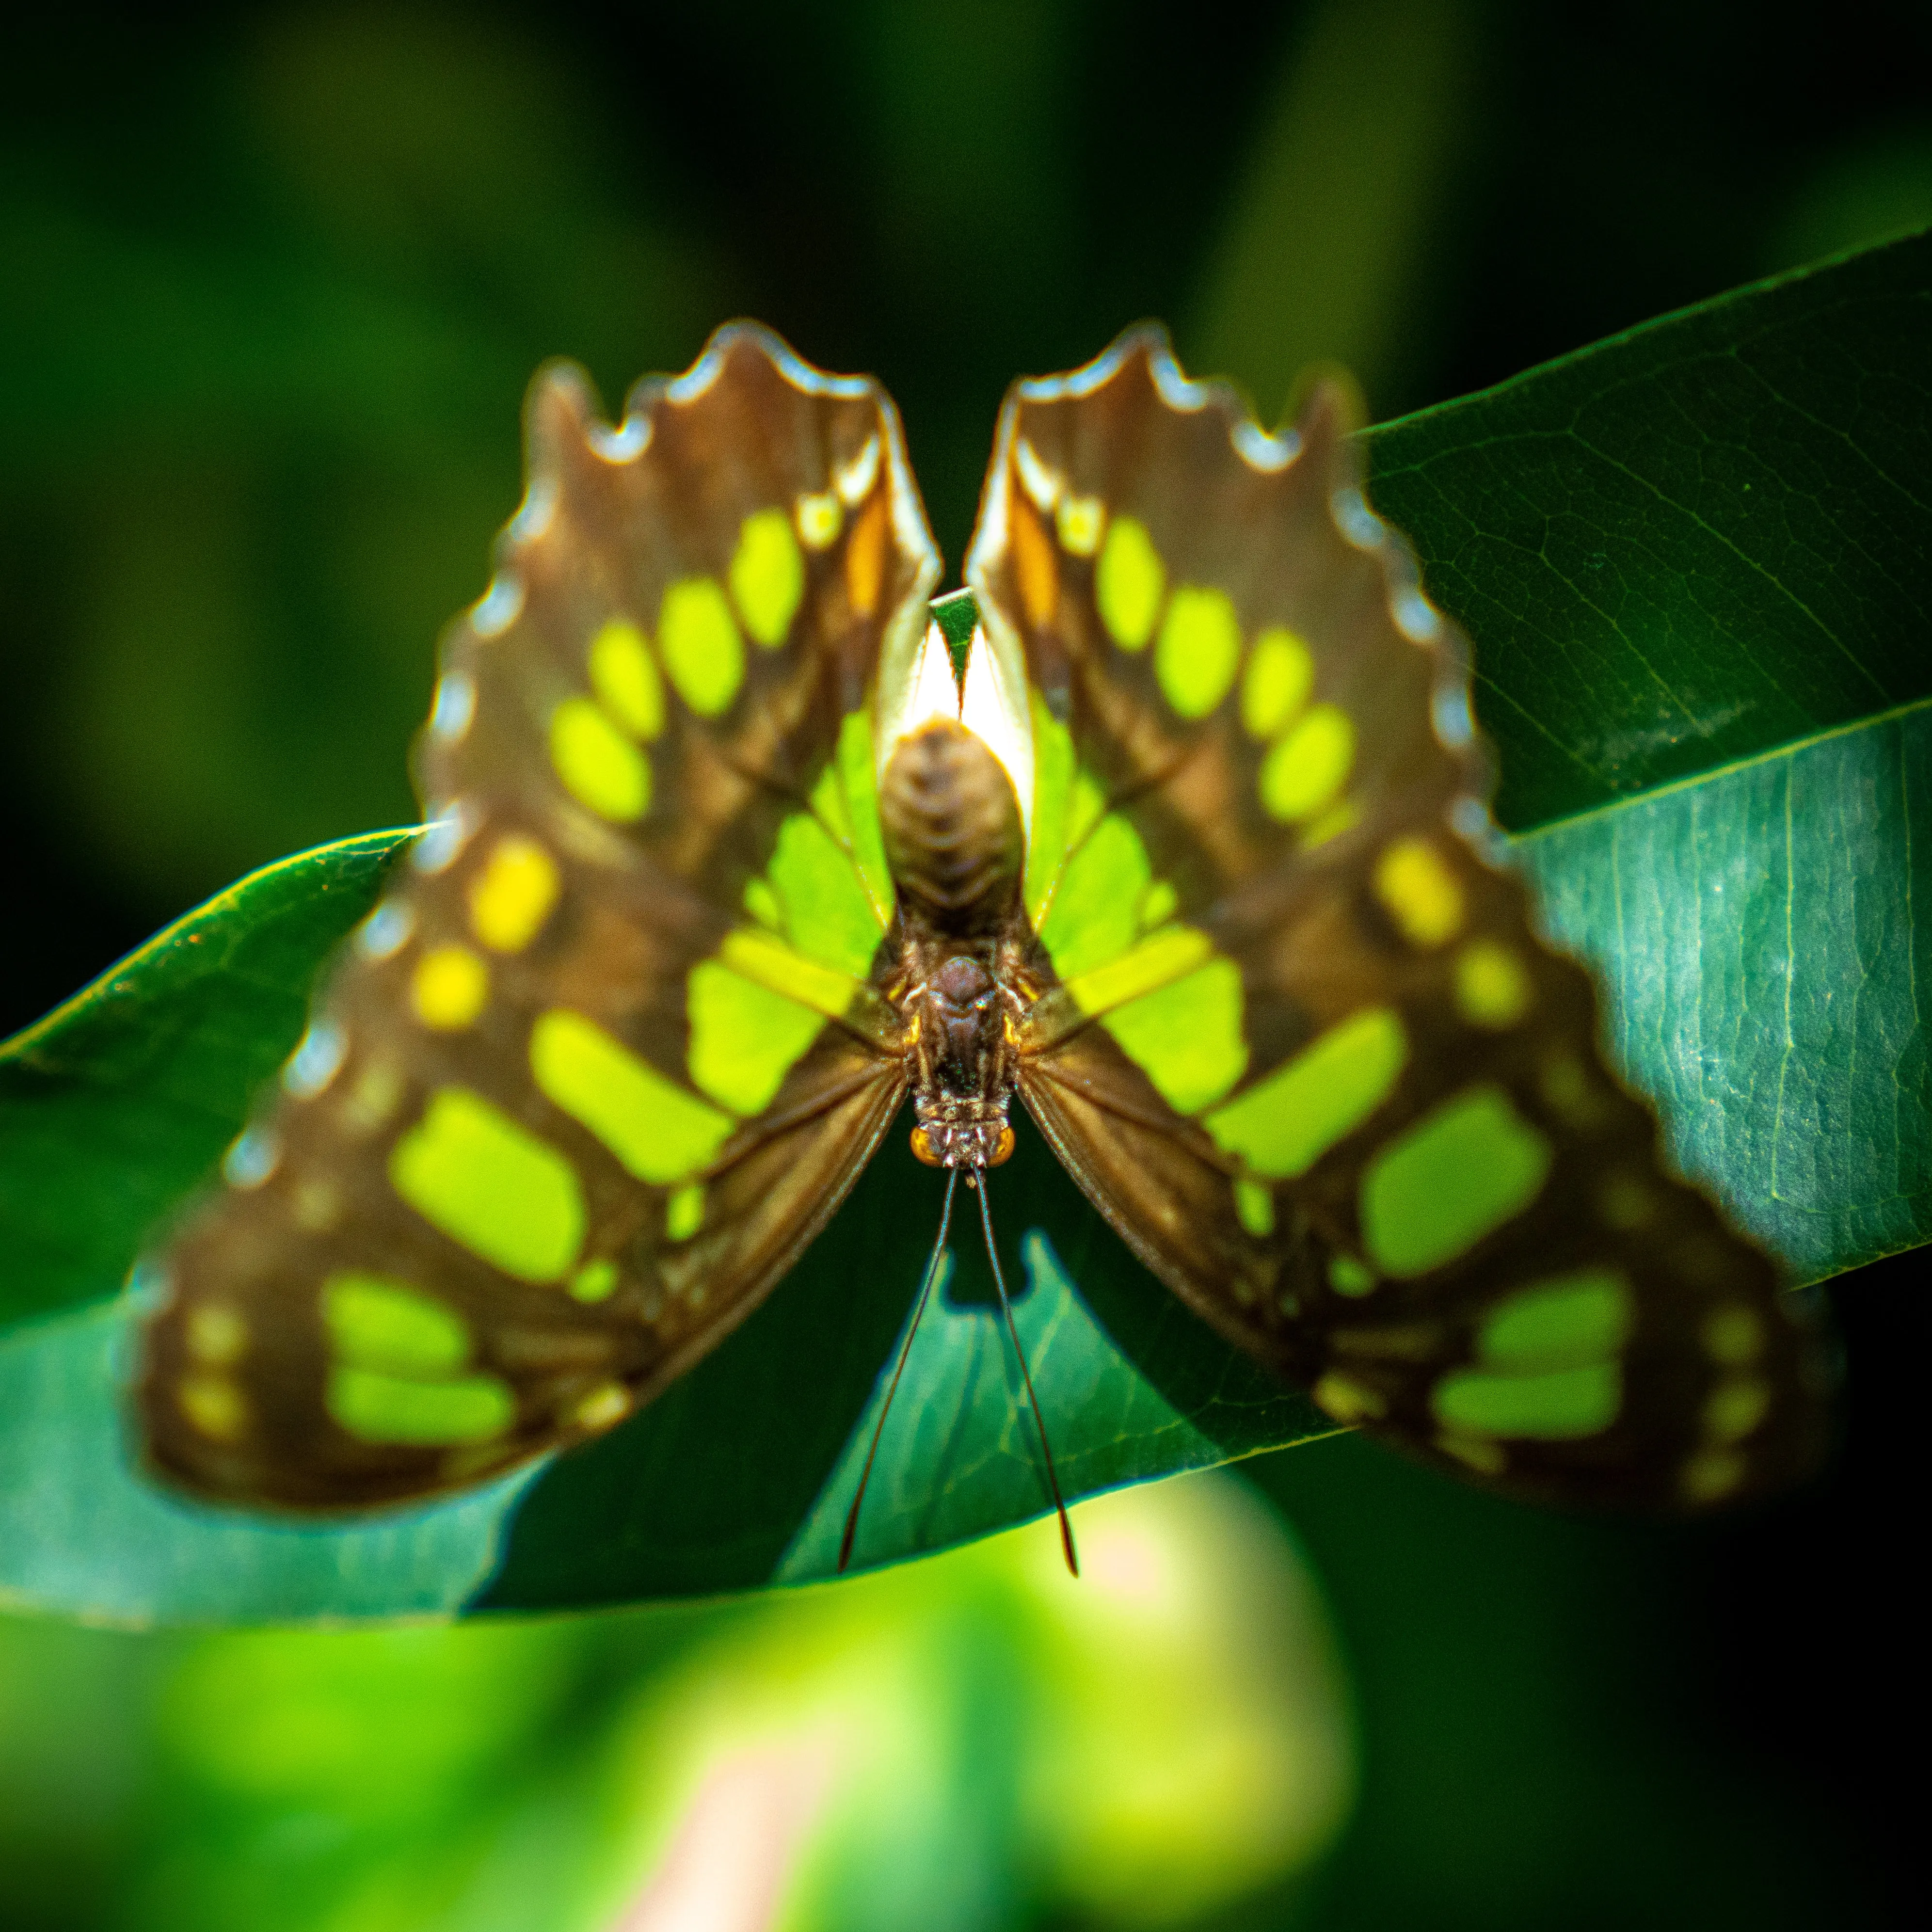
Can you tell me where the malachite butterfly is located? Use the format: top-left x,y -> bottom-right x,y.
135,322 -> 1831,1529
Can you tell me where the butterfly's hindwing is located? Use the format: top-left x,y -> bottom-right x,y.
140,326 -> 935,1506
974,330 -> 1830,1511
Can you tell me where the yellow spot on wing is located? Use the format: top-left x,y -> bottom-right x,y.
1241,628 -> 1314,737
796,490 -> 842,550
1155,585 -> 1242,719
531,1008 -> 735,1185
1314,1373 -> 1385,1422
1436,1432 -> 1506,1475
589,619 -> 664,739
1055,493 -> 1104,555
1679,1447 -> 1745,1504
719,926 -> 861,1020
1260,704 -> 1354,821
1361,1086 -> 1551,1277
1701,1306 -> 1764,1366
1205,1007 -> 1407,1180
186,1303 -> 247,1367
390,1087 -> 584,1283
572,1382 -> 631,1432
1095,514 -> 1165,649
1454,939 -> 1533,1029
470,835 -> 560,953
659,577 -> 745,716
551,697 -> 650,821
179,1375 -> 248,1443
730,507 -> 805,647
1703,1376 -> 1771,1442
1373,837 -> 1465,947
411,945 -> 489,1030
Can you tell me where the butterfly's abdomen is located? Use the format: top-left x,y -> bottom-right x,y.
879,718 -> 1023,938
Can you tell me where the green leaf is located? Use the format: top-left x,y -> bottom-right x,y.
1363,230 -> 1931,834
0,236 -> 1925,1621
0,832 -> 411,1332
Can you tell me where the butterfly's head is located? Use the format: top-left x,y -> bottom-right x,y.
910,1117 -> 1016,1169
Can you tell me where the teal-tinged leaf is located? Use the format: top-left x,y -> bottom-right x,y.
1365,229 -> 1931,832
0,236 -> 1924,1620
1518,699 -> 1932,1285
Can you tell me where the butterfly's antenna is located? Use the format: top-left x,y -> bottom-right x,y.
976,1168 -> 1079,1578
839,1165 -> 959,1574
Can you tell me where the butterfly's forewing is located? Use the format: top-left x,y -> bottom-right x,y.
140,325 -> 938,1507
973,329 -> 1831,1510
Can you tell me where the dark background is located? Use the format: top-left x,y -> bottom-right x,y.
1,2 -> 1927,1926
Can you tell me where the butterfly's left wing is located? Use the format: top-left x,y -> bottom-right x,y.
139,325 -> 936,1508
973,329 -> 1831,1512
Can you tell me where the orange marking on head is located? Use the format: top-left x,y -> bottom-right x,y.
1011,494 -> 1058,628
990,1124 -> 1016,1166
845,493 -> 888,617
910,1125 -> 943,1166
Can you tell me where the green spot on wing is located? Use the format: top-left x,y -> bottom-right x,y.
531,1009 -> 734,1185
322,1272 -> 470,1377
836,709 -> 895,925
1155,585 -> 1242,718
1361,1085 -> 1553,1277
766,808 -> 885,980
1023,687 -> 1075,930
1038,812 -> 1151,981
687,959 -> 825,1116
730,508 -> 805,647
1432,1362 -> 1622,1439
1095,514 -> 1165,649
658,577 -> 745,717
550,698 -> 649,822
1101,957 -> 1248,1115
389,1088 -> 584,1284
1205,1007 -> 1407,1180
588,619 -> 664,740
327,1367 -> 516,1447
1480,1269 -> 1632,1368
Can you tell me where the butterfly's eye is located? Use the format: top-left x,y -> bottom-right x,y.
990,1126 -> 1016,1167
910,1126 -> 944,1166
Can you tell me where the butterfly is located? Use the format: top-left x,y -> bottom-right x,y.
136,321 -> 1831,1537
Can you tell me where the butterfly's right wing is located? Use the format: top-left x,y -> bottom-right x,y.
975,329 -> 1831,1512
139,326 -> 932,1508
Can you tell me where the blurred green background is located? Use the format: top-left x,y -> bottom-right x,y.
1,2 -> 1926,1927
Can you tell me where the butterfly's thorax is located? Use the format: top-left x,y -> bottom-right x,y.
880,717 -> 1029,1166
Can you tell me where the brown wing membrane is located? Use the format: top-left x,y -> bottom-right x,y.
977,328 -> 1831,1512
141,325 -> 931,1507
